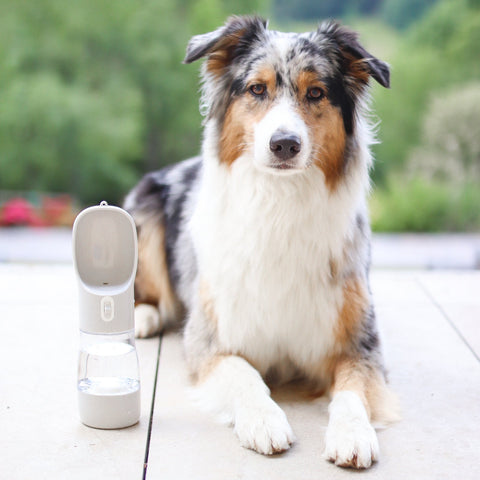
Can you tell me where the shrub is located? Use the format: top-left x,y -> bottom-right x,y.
370,178 -> 480,232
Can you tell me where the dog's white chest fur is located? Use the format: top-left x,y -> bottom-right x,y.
191,153 -> 364,374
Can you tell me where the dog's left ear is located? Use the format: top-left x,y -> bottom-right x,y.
318,22 -> 390,89
184,16 -> 267,73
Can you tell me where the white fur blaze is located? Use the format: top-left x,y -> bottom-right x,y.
191,356 -> 295,455
324,391 -> 379,469
253,100 -> 311,174
134,303 -> 163,338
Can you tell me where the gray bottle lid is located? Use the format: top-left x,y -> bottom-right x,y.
72,202 -> 138,334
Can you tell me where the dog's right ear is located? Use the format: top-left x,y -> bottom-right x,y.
184,16 -> 267,73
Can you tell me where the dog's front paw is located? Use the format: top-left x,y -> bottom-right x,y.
324,418 -> 379,469
324,391 -> 379,469
234,398 -> 295,455
134,304 -> 162,338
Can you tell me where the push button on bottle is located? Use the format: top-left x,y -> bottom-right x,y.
101,296 -> 114,322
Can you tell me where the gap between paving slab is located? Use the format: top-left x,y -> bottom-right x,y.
142,335 -> 162,480
417,279 -> 480,364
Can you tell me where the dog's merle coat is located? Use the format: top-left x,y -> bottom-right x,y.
124,16 -> 398,468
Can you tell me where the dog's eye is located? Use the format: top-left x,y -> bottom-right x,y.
249,84 -> 267,97
306,87 -> 324,101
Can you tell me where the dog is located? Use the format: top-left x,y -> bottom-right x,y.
124,16 -> 398,469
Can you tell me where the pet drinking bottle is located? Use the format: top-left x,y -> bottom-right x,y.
73,201 -> 140,429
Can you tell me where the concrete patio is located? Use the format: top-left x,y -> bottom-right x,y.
1,229 -> 480,479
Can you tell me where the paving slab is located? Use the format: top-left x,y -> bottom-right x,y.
416,271 -> 480,359
371,272 -> 480,479
146,271 -> 480,480
0,265 -> 157,480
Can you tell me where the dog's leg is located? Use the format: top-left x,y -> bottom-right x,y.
192,354 -> 295,455
323,359 -> 382,469
133,214 -> 182,338
185,282 -> 294,454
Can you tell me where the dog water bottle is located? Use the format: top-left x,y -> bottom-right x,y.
73,201 -> 140,429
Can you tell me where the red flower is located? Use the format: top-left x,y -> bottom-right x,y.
1,198 -> 46,226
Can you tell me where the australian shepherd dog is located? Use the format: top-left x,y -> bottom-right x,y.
124,16 -> 399,469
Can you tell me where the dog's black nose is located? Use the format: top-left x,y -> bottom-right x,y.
269,132 -> 301,160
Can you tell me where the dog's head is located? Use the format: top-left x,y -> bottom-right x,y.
184,16 -> 389,186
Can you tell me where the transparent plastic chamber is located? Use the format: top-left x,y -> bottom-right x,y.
77,330 -> 140,429
73,202 -> 140,429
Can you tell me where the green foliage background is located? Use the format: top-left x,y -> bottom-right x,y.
368,0 -> 480,231
0,0 -> 478,230
0,0 -> 268,204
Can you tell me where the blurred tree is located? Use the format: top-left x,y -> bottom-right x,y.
407,83 -> 480,184
370,0 -> 480,232
371,47 -> 445,182
273,0 -> 383,21
0,0 -> 268,204
0,73 -> 141,203
380,0 -> 439,29
372,0 -> 480,184
272,0 -> 446,28
410,0 -> 480,78
355,0 -> 384,15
